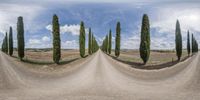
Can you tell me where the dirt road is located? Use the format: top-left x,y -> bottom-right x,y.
0,50 -> 199,100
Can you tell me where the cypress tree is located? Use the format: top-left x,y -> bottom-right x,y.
115,22 -> 121,57
194,39 -> 197,52
175,20 -> 182,61
187,30 -> 190,56
1,37 -> 4,52
9,27 -> 13,56
192,34 -> 195,53
93,36 -> 95,53
197,43 -> 199,52
52,14 -> 61,64
94,37 -> 99,52
5,32 -> 8,54
17,16 -> 25,60
1,33 -> 8,54
88,28 -> 92,55
101,37 -> 105,52
105,35 -> 108,53
79,21 -> 85,58
196,40 -> 199,52
139,14 -> 150,64
108,29 -> 112,54
1,36 -> 5,52
91,33 -> 93,53
192,34 -> 199,53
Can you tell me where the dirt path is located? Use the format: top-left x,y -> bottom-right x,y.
0,50 -> 199,100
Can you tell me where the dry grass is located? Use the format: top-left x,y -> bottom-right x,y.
110,50 -> 189,69
13,49 -> 81,65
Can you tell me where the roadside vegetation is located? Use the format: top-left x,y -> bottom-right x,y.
0,13 -> 199,68
101,14 -> 199,69
1,15 -> 99,65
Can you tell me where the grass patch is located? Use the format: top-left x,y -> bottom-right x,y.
109,50 -> 190,70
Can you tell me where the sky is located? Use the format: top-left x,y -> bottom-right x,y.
0,0 -> 199,50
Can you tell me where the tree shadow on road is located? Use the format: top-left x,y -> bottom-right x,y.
110,55 -> 190,70
59,58 -> 80,65
11,55 -> 81,65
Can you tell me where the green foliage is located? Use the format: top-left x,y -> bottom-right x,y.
1,33 -> 8,54
187,30 -> 190,56
92,35 -> 99,53
101,29 -> 112,54
90,33 -> 99,53
175,20 -> 182,61
192,34 -> 194,53
17,16 -> 25,60
91,33 -> 94,53
105,35 -> 108,53
140,14 -> 150,64
192,34 -> 199,54
101,34 -> 108,53
52,14 -> 61,64
5,33 -> 8,54
1,36 -> 5,52
9,27 -> 13,56
115,22 -> 121,57
88,28 -> 92,55
79,21 -> 85,58
108,29 -> 112,54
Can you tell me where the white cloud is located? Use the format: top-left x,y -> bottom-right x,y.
28,39 -> 41,44
45,25 -> 52,32
27,37 -> 79,49
121,33 -> 140,49
62,40 -> 78,49
121,29 -> 176,50
60,24 -> 81,35
28,39 -> 42,48
42,36 -> 50,42
150,6 -> 200,49
27,36 -> 52,48
46,24 -> 89,36
152,8 -> 200,34
0,4 -> 44,35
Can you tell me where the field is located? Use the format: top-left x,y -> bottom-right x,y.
12,49 -> 189,70
111,49 -> 189,69
12,49 -> 81,65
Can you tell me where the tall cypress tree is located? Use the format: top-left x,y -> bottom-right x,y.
93,36 -> 95,53
91,33 -> 93,53
17,16 -> 25,60
5,32 -> 8,54
195,39 -> 198,52
108,29 -> 112,54
175,20 -> 182,61
88,28 -> 92,55
187,30 -> 190,56
1,36 -> 5,52
1,33 -> 8,54
52,14 -> 61,64
192,34 -> 198,53
139,14 -> 150,64
1,37 -> 4,52
79,21 -> 85,58
115,22 -> 121,57
192,34 -> 194,53
105,35 -> 108,53
194,39 -> 198,53
9,27 -> 13,56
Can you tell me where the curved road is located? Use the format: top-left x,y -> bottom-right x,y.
0,50 -> 200,100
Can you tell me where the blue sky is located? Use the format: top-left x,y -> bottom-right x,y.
0,0 -> 199,49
